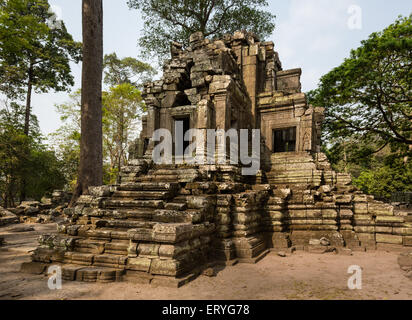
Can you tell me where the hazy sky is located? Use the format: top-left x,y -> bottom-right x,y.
17,0 -> 412,137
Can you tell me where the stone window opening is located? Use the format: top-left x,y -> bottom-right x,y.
272,127 -> 296,153
173,116 -> 191,157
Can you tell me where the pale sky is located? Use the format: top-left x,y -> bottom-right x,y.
16,0 -> 412,137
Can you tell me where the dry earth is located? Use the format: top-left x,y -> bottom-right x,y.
0,223 -> 411,300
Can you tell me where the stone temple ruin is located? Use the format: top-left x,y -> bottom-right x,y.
25,31 -> 412,286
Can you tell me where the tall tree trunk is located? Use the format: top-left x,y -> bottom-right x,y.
24,64 -> 33,136
21,63 -> 33,201
71,0 -> 103,206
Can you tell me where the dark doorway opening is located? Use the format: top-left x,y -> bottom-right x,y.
174,116 -> 191,156
273,127 -> 296,153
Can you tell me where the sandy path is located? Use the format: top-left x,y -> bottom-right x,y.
0,223 -> 411,300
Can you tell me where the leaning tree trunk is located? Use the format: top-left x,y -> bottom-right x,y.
71,0 -> 103,206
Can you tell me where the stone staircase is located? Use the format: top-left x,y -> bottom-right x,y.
266,152 -> 324,186
262,151 -> 412,252
27,160 -> 270,286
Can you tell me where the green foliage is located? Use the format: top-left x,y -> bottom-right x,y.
102,83 -> 145,184
49,90 -> 81,190
353,155 -> 412,201
25,146 -> 67,201
127,0 -> 276,60
309,15 -> 412,201
308,15 -> 412,153
52,81 -> 145,187
0,103 -> 66,207
103,52 -> 156,88
321,136 -> 412,201
0,0 -> 82,99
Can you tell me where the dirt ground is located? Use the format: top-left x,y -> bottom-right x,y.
0,223 -> 411,300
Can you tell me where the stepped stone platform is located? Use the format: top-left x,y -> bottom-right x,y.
26,161 -> 271,286
23,30 -> 412,286
263,152 -> 412,252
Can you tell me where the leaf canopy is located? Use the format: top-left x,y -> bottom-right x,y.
127,0 -> 276,60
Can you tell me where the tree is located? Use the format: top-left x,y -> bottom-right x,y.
127,0 -> 276,59
0,102 -> 66,207
53,52 -> 151,188
72,0 -> 103,205
308,15 -> 412,155
49,90 -> 81,190
308,16 -> 412,201
102,83 -> 145,184
103,52 -> 156,89
52,85 -> 145,187
353,154 -> 412,201
0,0 -> 82,136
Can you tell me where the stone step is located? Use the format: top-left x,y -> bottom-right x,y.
149,169 -> 197,175
173,196 -> 190,203
153,164 -> 199,170
61,264 -> 124,282
117,182 -> 179,192
270,154 -> 315,164
73,239 -> 106,254
104,241 -> 129,255
153,209 -> 203,224
269,162 -> 317,171
138,175 -> 180,182
164,202 -> 187,211
266,170 -> 322,178
112,190 -> 174,200
99,219 -> 157,230
268,178 -> 322,186
72,241 -> 129,256
97,208 -> 155,220
104,199 -> 164,209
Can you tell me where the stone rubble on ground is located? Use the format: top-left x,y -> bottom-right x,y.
398,251 -> 412,279
0,208 -> 19,226
277,251 -> 287,257
6,190 -> 72,224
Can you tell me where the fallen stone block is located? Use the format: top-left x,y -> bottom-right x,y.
403,236 -> 412,246
20,262 -> 48,275
398,252 -> 412,271
277,251 -> 287,257
336,248 -> 353,256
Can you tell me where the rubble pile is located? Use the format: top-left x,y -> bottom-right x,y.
0,208 -> 18,226
6,190 -> 72,224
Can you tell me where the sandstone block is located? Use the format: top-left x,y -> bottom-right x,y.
376,234 -> 403,245
127,257 -> 152,272
368,202 -> 394,216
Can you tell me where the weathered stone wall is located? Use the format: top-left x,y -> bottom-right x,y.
264,151 -> 412,251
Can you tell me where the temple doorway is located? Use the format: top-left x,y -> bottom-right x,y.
174,116 -> 191,157
272,127 -> 296,153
